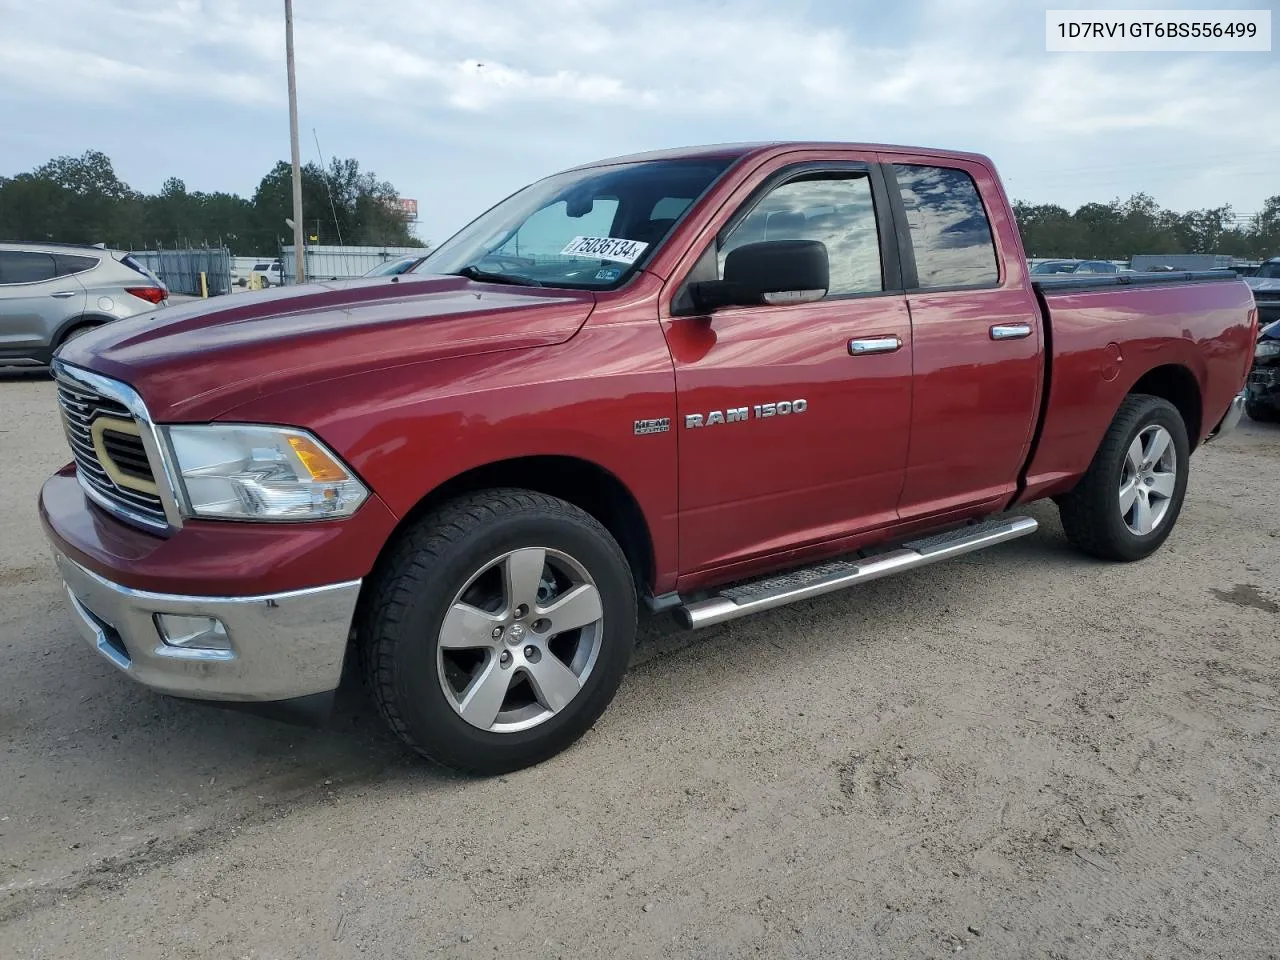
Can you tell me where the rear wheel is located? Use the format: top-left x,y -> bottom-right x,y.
361,489 -> 636,774
1058,394 -> 1189,562
57,323 -> 96,347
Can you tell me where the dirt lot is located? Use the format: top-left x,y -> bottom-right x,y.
2,370 -> 1278,959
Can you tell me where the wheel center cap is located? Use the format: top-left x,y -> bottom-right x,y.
506,622 -> 527,645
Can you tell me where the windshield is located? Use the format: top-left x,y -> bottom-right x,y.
1256,261 -> 1280,279
411,158 -> 734,289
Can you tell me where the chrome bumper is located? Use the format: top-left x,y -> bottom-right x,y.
1206,390 -> 1247,443
53,551 -> 360,702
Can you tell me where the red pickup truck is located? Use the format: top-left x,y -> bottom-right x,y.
41,141 -> 1256,772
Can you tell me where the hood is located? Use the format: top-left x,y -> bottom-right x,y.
1246,276 -> 1280,294
60,275 -> 596,419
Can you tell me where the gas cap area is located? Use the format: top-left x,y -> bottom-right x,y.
1102,341 -> 1123,382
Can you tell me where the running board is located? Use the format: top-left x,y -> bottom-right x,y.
674,515 -> 1038,630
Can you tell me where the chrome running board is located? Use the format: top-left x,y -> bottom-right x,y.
674,515 -> 1038,630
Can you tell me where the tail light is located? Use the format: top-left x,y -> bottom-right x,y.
125,286 -> 167,305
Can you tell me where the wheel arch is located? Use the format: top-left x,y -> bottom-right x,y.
1125,363 -> 1203,450
367,454 -> 657,602
52,313 -> 113,348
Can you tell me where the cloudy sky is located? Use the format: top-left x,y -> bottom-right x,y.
1,0 -> 1276,247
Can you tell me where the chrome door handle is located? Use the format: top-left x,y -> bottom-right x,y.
50,291 -> 78,299
848,335 -> 902,356
990,322 -> 1032,341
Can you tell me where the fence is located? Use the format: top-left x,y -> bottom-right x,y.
279,245 -> 428,283
129,246 -> 233,296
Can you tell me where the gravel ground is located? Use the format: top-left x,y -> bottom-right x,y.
2,370 -> 1279,959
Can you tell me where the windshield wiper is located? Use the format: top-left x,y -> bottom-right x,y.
453,265 -> 543,287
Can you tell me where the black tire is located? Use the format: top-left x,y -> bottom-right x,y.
57,323 -> 96,347
1058,393 -> 1190,562
361,489 -> 636,774
1245,399 -> 1280,423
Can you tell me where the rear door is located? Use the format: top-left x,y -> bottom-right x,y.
0,251 -> 87,352
881,156 -> 1043,519
662,156 -> 913,576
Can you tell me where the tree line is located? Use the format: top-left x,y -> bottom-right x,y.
0,150 -> 424,255
1,150 -> 1276,261
1015,192 -> 1279,261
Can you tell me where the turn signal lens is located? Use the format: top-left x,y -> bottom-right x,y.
287,435 -> 348,482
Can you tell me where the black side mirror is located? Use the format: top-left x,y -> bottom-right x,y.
689,239 -> 829,311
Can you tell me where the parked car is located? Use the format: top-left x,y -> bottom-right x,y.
362,255 -> 428,278
40,141 -> 1254,773
1244,257 -> 1280,327
0,242 -> 167,368
250,260 -> 283,287
1030,258 -> 1081,275
1243,258 -> 1280,422
1245,316 -> 1280,422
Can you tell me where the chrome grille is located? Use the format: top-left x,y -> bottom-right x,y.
56,378 -> 168,530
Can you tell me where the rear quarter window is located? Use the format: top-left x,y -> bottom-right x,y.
54,254 -> 99,276
892,164 -> 999,289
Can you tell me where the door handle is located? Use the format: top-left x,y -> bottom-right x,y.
848,335 -> 902,356
990,322 -> 1032,341
50,291 -> 78,299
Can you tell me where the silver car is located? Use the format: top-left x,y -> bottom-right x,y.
0,242 -> 168,368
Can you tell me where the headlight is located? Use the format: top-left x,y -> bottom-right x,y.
1256,341 -> 1280,360
165,424 -> 368,521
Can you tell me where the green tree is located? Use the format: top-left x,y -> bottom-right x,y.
0,149 -> 423,253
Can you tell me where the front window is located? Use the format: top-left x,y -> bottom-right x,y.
717,171 -> 884,296
1257,261 -> 1280,279
412,158 -> 734,289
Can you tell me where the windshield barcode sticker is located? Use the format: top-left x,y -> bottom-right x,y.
560,236 -> 649,264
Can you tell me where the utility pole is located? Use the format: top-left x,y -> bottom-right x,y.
284,0 -> 305,284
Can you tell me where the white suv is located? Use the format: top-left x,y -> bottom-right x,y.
0,242 -> 168,368
250,260 -> 283,288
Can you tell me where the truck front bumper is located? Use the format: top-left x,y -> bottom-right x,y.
53,550 -> 360,702
39,466 -> 399,706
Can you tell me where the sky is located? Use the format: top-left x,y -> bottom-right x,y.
1,0 -> 1277,250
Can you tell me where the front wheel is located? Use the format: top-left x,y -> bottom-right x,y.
1058,394 -> 1189,562
361,489 -> 637,774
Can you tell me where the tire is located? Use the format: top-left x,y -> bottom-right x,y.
1246,399 -> 1280,423
1058,393 -> 1189,562
361,489 -> 637,774
57,323 -> 96,347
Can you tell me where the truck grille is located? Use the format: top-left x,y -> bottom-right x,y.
56,378 -> 168,530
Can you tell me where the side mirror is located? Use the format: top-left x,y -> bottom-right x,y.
689,239 -> 829,311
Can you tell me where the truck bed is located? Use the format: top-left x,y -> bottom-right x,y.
1017,270 -> 1255,505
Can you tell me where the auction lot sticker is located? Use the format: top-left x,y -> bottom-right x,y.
561,236 -> 649,263
1046,9 -> 1271,51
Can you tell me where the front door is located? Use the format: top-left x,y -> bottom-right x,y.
662,159 -> 913,577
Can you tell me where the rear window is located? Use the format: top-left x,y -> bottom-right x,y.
892,164 -> 999,289
120,254 -> 155,278
54,254 -> 99,276
0,250 -> 57,284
